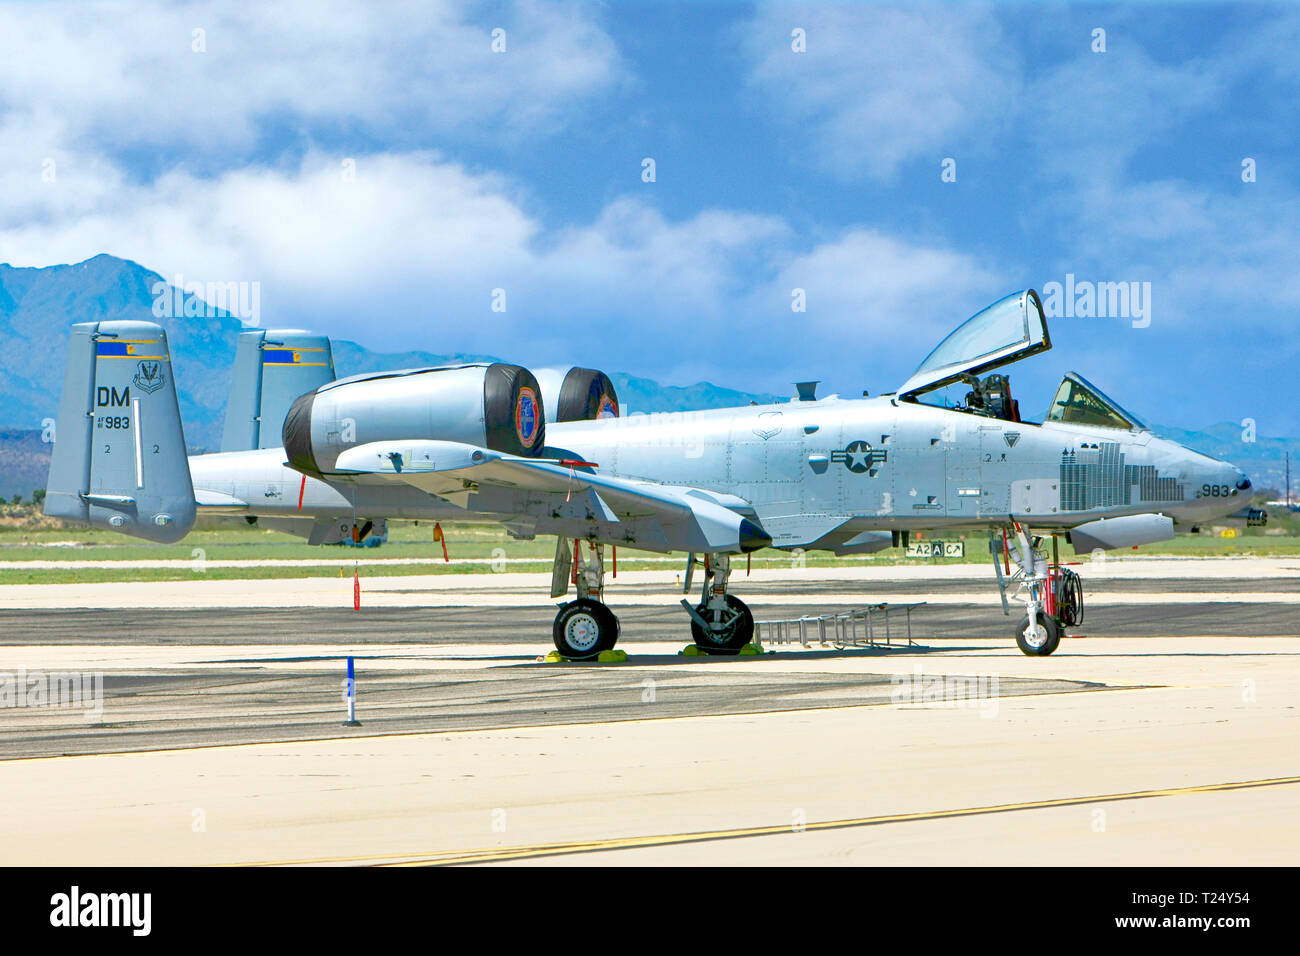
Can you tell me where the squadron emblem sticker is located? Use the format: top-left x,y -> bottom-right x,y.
132,360 -> 165,394
831,440 -> 887,475
752,411 -> 783,441
515,386 -> 540,448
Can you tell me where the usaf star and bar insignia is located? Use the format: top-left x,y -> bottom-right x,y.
831,440 -> 887,476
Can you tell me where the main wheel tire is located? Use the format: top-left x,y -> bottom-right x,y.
553,599 -> 619,660
1016,611 -> 1061,656
690,594 -> 754,655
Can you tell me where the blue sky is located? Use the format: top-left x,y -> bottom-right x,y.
1,1 -> 1297,434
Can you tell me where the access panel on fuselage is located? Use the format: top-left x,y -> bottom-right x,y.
727,407 -> 804,515
888,410 -> 948,521
941,418 -> 1026,519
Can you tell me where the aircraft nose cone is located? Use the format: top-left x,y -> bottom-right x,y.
738,519 -> 772,553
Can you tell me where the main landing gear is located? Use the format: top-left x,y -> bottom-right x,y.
681,553 -> 754,655
548,540 -> 755,659
1001,525 -> 1084,656
551,538 -> 620,660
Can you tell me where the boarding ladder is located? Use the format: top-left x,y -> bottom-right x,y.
755,602 -> 925,650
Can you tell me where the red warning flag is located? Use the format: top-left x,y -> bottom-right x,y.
353,568 -> 360,610
434,522 -> 449,562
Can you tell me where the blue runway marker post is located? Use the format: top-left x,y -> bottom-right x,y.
343,656 -> 362,727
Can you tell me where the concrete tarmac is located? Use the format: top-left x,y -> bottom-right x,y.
0,560 -> 1297,865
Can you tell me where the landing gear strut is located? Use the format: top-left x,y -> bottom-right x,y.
681,553 -> 754,655
552,539 -> 620,659
1004,526 -> 1082,656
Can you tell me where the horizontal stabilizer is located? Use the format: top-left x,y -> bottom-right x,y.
81,493 -> 137,510
194,489 -> 248,510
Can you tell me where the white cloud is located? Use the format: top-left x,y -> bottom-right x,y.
22,1 -> 1295,411
772,229 -> 998,335
0,150 -> 541,333
0,138 -> 999,392
1071,179 -> 1300,323
737,4 -> 1018,180
0,0 -> 626,163
542,199 -> 789,314
1025,45 -> 1221,186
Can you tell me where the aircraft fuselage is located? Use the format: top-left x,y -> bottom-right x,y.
188,394 -> 1250,549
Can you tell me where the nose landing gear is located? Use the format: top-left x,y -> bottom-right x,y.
1003,526 -> 1083,656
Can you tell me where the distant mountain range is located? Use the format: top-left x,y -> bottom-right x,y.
0,255 -> 1295,500
0,254 -> 779,496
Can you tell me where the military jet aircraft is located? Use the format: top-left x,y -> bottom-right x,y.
45,289 -> 1259,657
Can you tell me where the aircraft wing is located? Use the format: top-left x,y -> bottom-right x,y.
330,440 -> 770,554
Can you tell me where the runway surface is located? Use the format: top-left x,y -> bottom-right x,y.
0,559 -> 1297,865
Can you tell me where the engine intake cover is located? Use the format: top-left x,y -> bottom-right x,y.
283,363 -> 545,477
533,366 -> 619,422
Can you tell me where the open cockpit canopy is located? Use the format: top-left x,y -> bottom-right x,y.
898,290 -> 1050,400
1045,372 -> 1146,431
896,290 -> 1147,430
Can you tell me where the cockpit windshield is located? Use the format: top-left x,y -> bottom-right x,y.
1046,372 -> 1146,431
898,290 -> 1050,399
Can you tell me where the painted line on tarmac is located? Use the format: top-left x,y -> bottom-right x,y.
241,773 -> 1300,867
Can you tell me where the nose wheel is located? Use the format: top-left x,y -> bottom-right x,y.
1016,611 -> 1061,656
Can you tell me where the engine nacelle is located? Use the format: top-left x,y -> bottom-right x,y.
532,366 -> 619,422
283,363 -> 545,477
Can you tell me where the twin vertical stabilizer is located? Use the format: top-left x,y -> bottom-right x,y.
44,321 -> 196,543
220,329 -> 335,451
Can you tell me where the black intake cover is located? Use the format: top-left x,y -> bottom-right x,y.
556,367 -> 619,422
282,390 -> 320,477
483,363 -> 546,457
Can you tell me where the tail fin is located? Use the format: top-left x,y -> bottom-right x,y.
221,329 -> 335,451
44,320 -> 195,543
